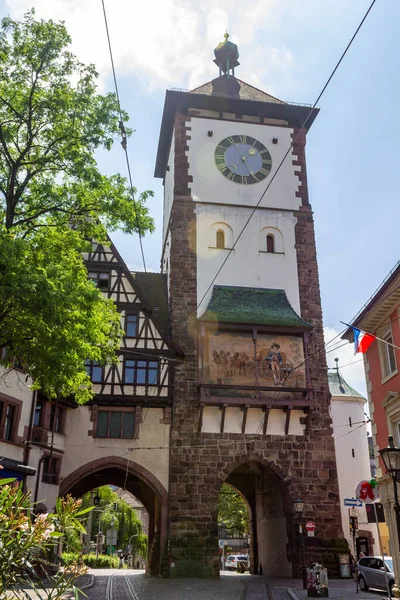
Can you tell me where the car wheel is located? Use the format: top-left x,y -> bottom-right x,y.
358,575 -> 368,591
390,581 -> 395,595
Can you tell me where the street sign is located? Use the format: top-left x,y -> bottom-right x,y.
106,529 -> 117,546
349,516 -> 358,537
219,540 -> 224,548
355,480 -> 379,504
305,520 -> 315,532
344,498 -> 362,507
348,508 -> 359,518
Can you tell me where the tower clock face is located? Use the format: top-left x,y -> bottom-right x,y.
215,135 -> 272,184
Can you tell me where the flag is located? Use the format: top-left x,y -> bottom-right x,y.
352,327 -> 376,355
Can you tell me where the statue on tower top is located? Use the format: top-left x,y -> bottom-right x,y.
213,32 -> 240,78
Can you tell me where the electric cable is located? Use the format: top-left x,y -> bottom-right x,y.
101,0 -> 147,273
196,0 -> 378,313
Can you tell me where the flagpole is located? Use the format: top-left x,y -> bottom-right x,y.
340,322 -> 400,351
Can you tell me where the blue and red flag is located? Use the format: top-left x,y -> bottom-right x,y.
351,326 -> 376,354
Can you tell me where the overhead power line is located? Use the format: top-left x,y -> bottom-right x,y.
101,0 -> 147,273
196,0 -> 378,312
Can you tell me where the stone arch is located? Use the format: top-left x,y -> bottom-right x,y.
209,221 -> 233,249
59,456 -> 168,575
215,453 -> 298,577
259,226 -> 284,253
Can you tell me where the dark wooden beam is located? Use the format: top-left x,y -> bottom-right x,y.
285,406 -> 292,435
199,383 -> 312,394
198,404 -> 204,433
220,404 -> 227,434
241,405 -> 249,434
200,396 -> 310,409
263,407 -> 270,435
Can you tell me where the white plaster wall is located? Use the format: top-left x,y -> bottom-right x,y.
163,131 -> 175,244
196,204 -> 300,314
331,396 -> 378,553
60,407 -> 170,492
187,118 -> 300,212
0,368 -> 34,439
202,406 -> 306,436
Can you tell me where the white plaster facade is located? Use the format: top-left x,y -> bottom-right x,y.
329,372 -> 378,555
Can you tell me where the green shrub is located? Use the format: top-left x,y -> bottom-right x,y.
61,552 -> 79,566
82,554 -> 119,568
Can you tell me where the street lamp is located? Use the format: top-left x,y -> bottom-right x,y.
379,436 -> 400,553
293,498 -> 307,589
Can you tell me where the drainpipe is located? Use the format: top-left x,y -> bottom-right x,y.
22,389 -> 38,491
33,397 -> 58,504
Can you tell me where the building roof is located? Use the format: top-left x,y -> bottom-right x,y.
199,286 -> 311,330
131,272 -> 170,338
189,77 -> 286,104
343,260 -> 400,339
328,370 -> 366,400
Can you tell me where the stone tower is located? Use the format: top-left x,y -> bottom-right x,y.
155,35 -> 345,577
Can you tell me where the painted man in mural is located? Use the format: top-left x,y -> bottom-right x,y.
266,343 -> 283,385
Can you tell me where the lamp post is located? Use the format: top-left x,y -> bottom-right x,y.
293,498 -> 307,589
379,436 -> 400,554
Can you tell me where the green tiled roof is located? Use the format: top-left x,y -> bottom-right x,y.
199,286 -> 311,329
328,371 -> 366,400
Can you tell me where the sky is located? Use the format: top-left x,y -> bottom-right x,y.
2,0 -> 399,398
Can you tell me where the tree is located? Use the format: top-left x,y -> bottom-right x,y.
0,478 -> 90,598
218,484 -> 249,534
0,11 -> 154,402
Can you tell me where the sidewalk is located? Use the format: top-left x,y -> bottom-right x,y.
268,578 -> 388,600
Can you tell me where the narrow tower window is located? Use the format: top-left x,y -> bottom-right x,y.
266,234 -> 275,253
216,229 -> 225,249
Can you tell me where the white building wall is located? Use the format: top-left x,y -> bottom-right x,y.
331,396 -> 378,553
163,130 -> 175,243
184,117 -> 302,314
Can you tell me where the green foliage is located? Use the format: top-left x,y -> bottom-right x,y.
218,484 -> 249,534
62,552 -> 119,569
81,486 -> 147,556
0,481 -> 87,598
0,10 -> 154,402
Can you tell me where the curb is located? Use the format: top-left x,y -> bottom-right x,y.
240,581 -> 249,599
288,589 -> 302,600
77,574 -> 95,591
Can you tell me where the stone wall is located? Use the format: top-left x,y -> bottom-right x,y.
167,118 -> 344,578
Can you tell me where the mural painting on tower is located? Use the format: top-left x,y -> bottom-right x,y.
204,332 -> 306,388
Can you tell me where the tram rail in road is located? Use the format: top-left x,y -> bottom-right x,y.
106,573 -> 140,600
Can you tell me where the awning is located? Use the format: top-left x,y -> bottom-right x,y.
0,457 -> 36,477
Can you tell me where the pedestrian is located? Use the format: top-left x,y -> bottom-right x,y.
118,554 -> 124,569
128,552 -> 133,568
359,551 -> 365,558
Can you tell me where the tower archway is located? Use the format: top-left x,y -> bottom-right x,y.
59,456 -> 168,575
221,459 -> 294,577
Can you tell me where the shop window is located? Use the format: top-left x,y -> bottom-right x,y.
124,360 -> 158,385
96,411 -> 135,439
42,456 -> 60,485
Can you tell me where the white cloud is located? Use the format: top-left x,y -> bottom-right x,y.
5,0 -> 293,92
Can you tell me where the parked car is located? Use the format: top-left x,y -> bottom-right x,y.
224,554 -> 249,571
357,556 -> 394,593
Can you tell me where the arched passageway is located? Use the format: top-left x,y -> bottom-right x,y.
59,457 -> 168,575
223,461 -> 293,577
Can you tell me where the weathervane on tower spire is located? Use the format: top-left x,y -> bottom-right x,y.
213,32 -> 240,78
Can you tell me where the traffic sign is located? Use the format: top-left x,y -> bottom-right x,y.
305,520 -> 315,532
348,508 -> 359,517
344,498 -> 362,507
106,529 -> 117,546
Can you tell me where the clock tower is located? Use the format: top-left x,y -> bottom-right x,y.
155,35 -> 345,578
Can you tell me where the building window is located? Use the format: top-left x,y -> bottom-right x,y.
379,325 -> 397,379
124,360 -> 158,385
50,404 -> 64,434
85,360 -> 103,383
216,230 -> 225,249
96,411 -> 135,439
266,234 -> 275,253
33,398 -> 44,427
125,314 -> 138,338
42,456 -> 60,485
88,271 -> 110,291
0,400 -> 16,442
